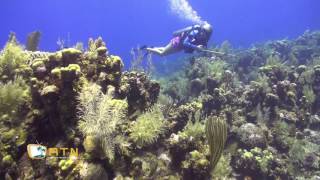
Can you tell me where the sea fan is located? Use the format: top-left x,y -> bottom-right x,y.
205,116 -> 227,172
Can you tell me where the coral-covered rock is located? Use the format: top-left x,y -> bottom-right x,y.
79,162 -> 109,180
244,84 -> 265,111
304,129 -> 320,145
189,78 -> 204,96
41,85 -> 59,97
202,88 -> 226,116
96,46 -> 108,56
309,115 -> 320,130
265,93 -> 279,107
278,110 -> 298,124
206,77 -> 219,94
303,153 -> 319,169
167,101 -> 202,133
231,147 -> 288,179
120,71 -> 160,115
61,48 -> 82,65
167,133 -> 197,169
181,150 -> 210,179
275,80 -> 297,108
237,123 -> 267,149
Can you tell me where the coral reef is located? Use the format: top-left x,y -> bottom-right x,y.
0,35 -> 161,179
1,30 -> 320,179
156,30 -> 320,179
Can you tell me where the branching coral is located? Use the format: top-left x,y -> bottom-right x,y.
130,47 -> 144,72
78,83 -> 128,162
259,54 -> 288,83
26,31 -> 41,51
298,67 -> 314,85
180,120 -> 205,140
302,85 -> 315,106
0,35 -> 28,81
88,37 -> 106,52
265,54 -> 284,67
204,59 -> 227,80
252,74 -> 271,93
161,73 -> 189,102
157,94 -> 176,117
0,77 -> 30,123
179,111 -> 205,140
86,37 -> 107,60
271,121 -> 296,152
289,140 -> 307,165
205,115 -> 227,173
130,46 -> 155,76
212,154 -> 232,179
73,42 -> 84,52
288,139 -> 319,166
130,105 -> 166,147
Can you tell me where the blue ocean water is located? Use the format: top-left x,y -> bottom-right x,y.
1,0 -> 319,68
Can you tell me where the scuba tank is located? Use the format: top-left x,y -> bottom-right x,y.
176,25 -> 207,53
172,25 -> 201,37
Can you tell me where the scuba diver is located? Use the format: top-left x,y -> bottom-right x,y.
143,22 -> 213,56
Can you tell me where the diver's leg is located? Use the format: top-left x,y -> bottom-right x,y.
161,43 -> 181,56
146,47 -> 165,56
147,43 -> 180,56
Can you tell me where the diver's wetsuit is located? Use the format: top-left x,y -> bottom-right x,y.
145,24 -> 212,56
171,25 -> 210,53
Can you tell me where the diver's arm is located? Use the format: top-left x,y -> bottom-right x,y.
183,36 -> 200,50
182,30 -> 204,51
